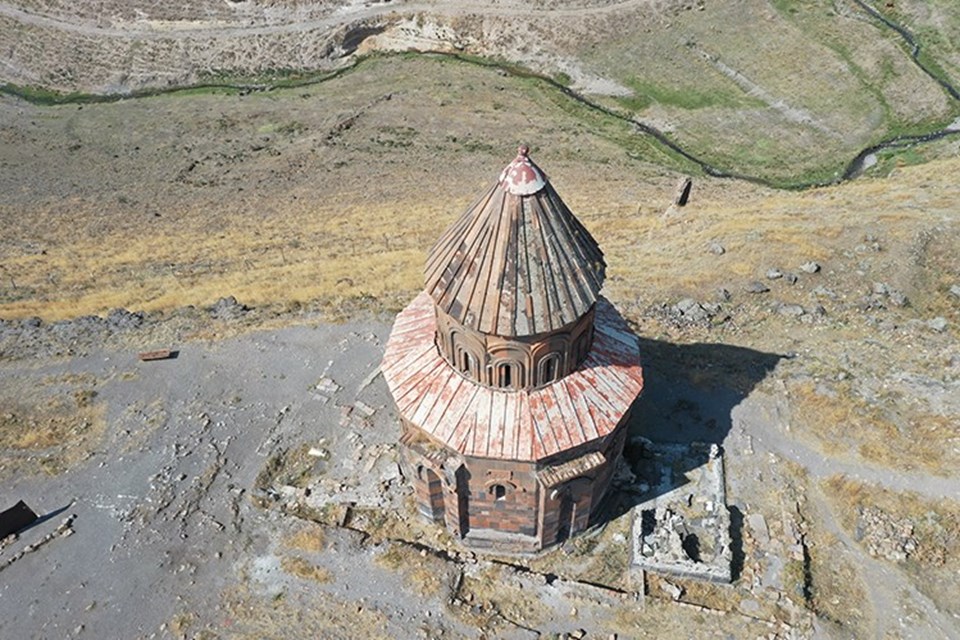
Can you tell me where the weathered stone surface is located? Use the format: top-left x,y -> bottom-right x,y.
799,261 -> 821,274
747,513 -> 769,546
745,281 -> 769,294
674,298 -> 709,322
777,304 -> 805,317
210,295 -> 249,320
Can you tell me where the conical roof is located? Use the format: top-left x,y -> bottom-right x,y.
424,147 -> 605,337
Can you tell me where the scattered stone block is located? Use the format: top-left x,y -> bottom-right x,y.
674,176 -> 693,206
777,304 -> 805,317
747,513 -> 769,546
799,261 -> 821,274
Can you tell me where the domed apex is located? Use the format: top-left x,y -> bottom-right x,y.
498,145 -> 546,196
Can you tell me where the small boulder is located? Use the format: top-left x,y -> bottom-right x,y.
745,281 -> 769,294
888,290 -> 909,307
799,261 -> 821,274
778,304 -> 805,317
210,296 -> 249,320
674,298 -> 709,322
766,268 -> 783,280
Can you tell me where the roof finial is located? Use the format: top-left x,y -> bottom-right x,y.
499,145 -> 545,196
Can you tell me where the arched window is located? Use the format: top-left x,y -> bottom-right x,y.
489,484 -> 507,501
498,363 -> 512,389
457,348 -> 477,378
496,362 -> 524,390
538,353 -> 561,386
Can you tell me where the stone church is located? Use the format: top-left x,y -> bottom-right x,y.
381,146 -> 644,552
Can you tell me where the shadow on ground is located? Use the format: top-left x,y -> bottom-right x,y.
595,337 -> 786,544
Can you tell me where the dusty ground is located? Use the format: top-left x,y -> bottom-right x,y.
1,290 -> 957,638
1,1 -> 959,639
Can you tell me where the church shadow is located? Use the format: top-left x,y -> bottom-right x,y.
593,336 -> 786,532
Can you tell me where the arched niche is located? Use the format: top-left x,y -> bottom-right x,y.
433,305 -> 597,391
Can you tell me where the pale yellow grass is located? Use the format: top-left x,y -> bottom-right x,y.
821,475 -> 960,617
374,543 -> 449,598
282,523 -> 326,553
280,555 -> 333,583
788,379 -> 956,474
2,156 -> 958,321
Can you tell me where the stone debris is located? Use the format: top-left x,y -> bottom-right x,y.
799,261 -> 821,274
673,298 -> 709,323
707,241 -> 725,255
659,579 -> 684,601
927,317 -> 948,333
209,296 -> 249,320
745,281 -> 770,294
949,284 -> 960,299
353,401 -> 377,419
857,507 -> 918,563
777,304 -> 805,317
747,513 -> 769,546
0,514 -> 76,573
315,376 -> 342,396
674,176 -> 693,206
766,268 -> 783,280
630,441 -> 732,583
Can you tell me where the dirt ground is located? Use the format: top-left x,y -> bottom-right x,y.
1,1 -> 959,638
0,284 -> 957,638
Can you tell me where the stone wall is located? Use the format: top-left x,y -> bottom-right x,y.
434,306 -> 595,391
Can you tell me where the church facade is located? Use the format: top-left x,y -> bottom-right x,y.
381,147 -> 644,552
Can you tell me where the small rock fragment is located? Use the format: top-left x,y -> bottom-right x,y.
888,290 -> 908,307
778,304 -> 805,317
799,261 -> 821,273
766,268 -> 783,280
745,281 -> 769,294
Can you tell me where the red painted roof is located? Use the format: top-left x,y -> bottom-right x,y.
381,292 -> 644,462
423,147 -> 605,338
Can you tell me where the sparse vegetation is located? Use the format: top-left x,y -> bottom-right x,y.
822,476 -> 960,618
280,556 -> 333,583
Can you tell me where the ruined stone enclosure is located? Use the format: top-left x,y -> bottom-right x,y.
381,147 -> 645,553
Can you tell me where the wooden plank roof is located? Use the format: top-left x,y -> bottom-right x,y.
382,292 -> 644,462
423,147 -> 606,338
